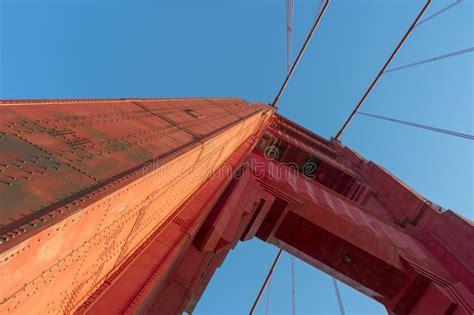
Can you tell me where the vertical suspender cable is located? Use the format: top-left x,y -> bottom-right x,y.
384,47 -> 474,73
272,0 -> 331,108
334,0 -> 432,140
416,0 -> 463,28
357,112 -> 474,140
254,0 -> 331,315
254,1 -> 331,310
286,0 -> 295,73
314,0 -> 325,20
332,278 -> 345,315
286,2 -> 297,313
291,256 -> 296,315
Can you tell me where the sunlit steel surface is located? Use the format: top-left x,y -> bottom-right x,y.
0,98 -> 272,314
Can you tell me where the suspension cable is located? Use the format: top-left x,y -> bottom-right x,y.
333,278 -> 346,315
272,0 -> 331,108
264,271 -> 272,315
385,47 -> 474,73
291,256 -> 296,315
334,0 -> 432,140
314,0 -> 325,20
286,2 -> 297,311
249,249 -> 283,315
286,0 -> 295,73
358,111 -> 474,140
416,0 -> 463,28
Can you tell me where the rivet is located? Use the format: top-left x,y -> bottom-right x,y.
341,255 -> 353,265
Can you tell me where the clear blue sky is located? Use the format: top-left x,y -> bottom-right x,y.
1,0 -> 472,314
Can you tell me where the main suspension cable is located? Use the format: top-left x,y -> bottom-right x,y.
334,0 -> 432,140
272,0 -> 331,108
249,249 -> 283,315
264,272 -> 272,315
384,47 -> 474,73
358,111 -> 474,140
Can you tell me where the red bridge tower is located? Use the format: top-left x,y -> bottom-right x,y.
0,98 -> 472,314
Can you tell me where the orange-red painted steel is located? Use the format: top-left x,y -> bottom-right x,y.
249,115 -> 473,314
0,98 -> 472,315
0,98 -> 273,314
